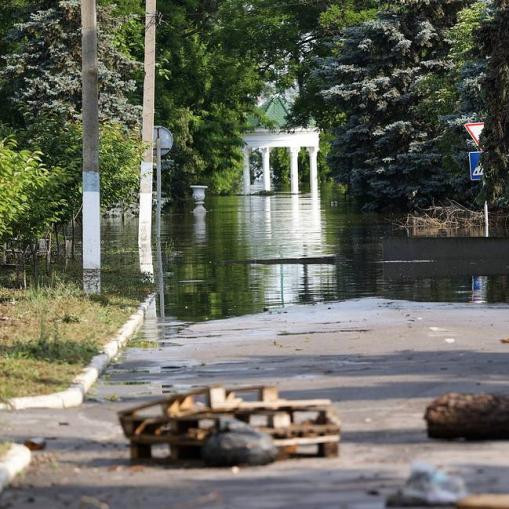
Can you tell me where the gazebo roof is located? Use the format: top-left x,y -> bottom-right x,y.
248,96 -> 291,130
248,95 -> 315,130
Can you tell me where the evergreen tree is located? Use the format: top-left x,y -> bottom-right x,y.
0,0 -> 140,127
319,1 -> 472,210
478,0 -> 509,205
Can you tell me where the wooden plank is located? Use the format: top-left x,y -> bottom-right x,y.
131,435 -> 204,446
318,441 -> 339,458
458,495 -> 509,509
130,443 -> 152,460
268,412 -> 291,429
273,435 -> 339,447
207,386 -> 227,409
261,387 -> 279,402
260,424 -> 340,438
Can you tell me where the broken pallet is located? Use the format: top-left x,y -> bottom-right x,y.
119,385 -> 340,462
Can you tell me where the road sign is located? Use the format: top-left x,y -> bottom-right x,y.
153,126 -> 173,156
469,151 -> 483,181
464,122 -> 484,147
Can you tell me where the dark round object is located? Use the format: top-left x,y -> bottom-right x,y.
202,418 -> 278,467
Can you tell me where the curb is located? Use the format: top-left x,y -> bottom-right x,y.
0,444 -> 31,494
0,293 -> 156,411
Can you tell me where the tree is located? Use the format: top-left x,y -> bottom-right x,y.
0,138 -> 64,244
318,1 -> 473,210
0,0 -> 140,127
478,0 -> 509,205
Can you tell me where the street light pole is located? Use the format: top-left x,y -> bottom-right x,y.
81,0 -> 101,294
138,0 -> 157,276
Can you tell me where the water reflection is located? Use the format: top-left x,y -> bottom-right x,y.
101,190 -> 509,322
193,205 -> 207,244
153,190 -> 509,321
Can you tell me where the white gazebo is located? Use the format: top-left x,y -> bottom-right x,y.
242,96 -> 320,195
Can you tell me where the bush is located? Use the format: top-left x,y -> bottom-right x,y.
0,138 -> 64,243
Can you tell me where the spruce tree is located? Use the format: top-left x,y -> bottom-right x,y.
478,0 -> 509,205
320,0 -> 472,210
0,0 -> 140,127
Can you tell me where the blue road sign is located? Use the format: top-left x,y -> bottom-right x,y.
469,151 -> 483,181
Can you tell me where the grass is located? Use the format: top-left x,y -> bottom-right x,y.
0,266 -> 153,399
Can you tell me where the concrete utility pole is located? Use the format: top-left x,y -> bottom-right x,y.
81,0 -> 101,294
138,0 -> 157,275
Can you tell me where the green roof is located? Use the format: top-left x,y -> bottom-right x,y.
247,95 -> 316,130
248,95 -> 292,130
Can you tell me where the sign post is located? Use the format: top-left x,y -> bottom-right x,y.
465,123 -> 489,238
153,126 -> 173,318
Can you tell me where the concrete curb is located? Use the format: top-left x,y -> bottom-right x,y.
0,294 -> 156,411
0,444 -> 31,493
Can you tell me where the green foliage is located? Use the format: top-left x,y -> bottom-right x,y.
19,119 -> 143,220
478,0 -> 509,205
0,138 -> 64,243
318,0 -> 475,210
449,1 -> 490,66
0,0 -> 140,127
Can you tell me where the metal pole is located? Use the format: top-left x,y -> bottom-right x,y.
155,135 -> 165,318
81,0 -> 101,294
156,136 -> 162,244
138,0 -> 157,275
484,201 -> 489,238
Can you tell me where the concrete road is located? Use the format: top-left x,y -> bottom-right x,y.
2,298 -> 509,509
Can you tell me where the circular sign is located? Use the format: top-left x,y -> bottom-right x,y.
153,126 -> 174,156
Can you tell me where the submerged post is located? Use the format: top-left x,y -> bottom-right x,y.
81,0 -> 101,294
289,147 -> 300,194
261,147 -> 271,192
309,146 -> 319,195
243,147 -> 251,195
484,201 -> 489,238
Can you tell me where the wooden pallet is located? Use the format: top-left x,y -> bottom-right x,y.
119,385 -> 341,462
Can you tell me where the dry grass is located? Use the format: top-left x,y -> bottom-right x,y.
400,201 -> 509,234
0,282 -> 148,400
401,201 -> 485,230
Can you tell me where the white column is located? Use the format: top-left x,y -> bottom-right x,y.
289,147 -> 300,194
243,147 -> 251,195
309,146 -> 319,194
261,147 -> 271,192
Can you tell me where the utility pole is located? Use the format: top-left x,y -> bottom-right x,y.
81,0 -> 101,294
138,0 -> 157,275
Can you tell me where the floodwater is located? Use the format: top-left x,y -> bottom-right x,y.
96,188 -> 509,399
105,187 -> 509,323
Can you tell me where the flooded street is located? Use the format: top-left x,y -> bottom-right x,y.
96,189 -> 509,400
4,190 -> 509,509
106,189 -> 509,325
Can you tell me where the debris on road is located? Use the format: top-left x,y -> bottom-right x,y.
387,462 -> 468,506
458,494 -> 509,509
23,438 -> 46,451
425,393 -> 509,440
119,385 -> 340,464
79,496 -> 109,509
202,417 -> 277,466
